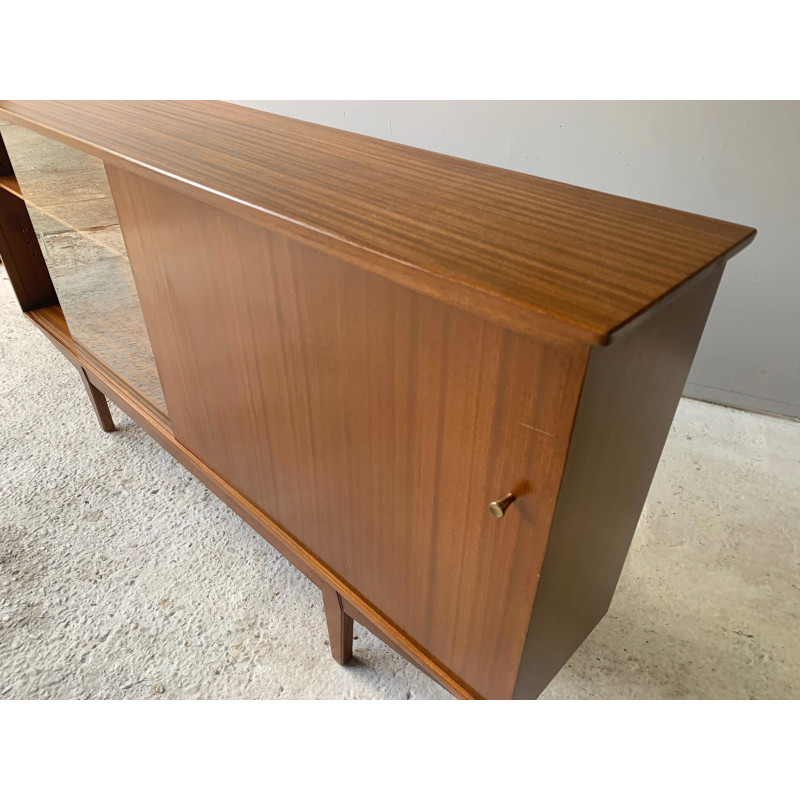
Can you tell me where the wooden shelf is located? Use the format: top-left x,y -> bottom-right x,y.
0,174 -> 21,196
28,303 -> 70,340
0,176 -> 126,261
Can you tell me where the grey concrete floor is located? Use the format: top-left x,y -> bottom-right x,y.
1,270 -> 799,700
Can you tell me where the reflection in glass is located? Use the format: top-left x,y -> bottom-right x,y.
2,124 -> 167,418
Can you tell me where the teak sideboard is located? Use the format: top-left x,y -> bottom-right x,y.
0,101 -> 756,699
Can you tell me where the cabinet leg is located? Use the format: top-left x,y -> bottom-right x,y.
321,584 -> 354,665
78,367 -> 116,433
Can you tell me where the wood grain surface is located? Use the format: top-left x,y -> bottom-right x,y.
109,166 -> 589,699
321,585 -> 354,666
513,264 -> 725,698
0,175 -> 21,193
25,301 -> 479,699
0,183 -> 58,311
78,365 -> 116,433
0,101 -> 756,345
3,103 -> 758,700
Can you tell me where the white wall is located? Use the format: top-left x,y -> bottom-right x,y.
236,101 -> 800,419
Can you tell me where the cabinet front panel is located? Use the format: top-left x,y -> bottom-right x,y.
108,167 -> 587,699
1,125 -> 168,418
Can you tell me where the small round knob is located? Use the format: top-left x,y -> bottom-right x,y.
489,493 -> 516,518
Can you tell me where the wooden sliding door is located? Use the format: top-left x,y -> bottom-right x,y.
108,166 -> 588,699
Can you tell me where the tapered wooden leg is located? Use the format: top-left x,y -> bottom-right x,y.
321,584 -> 354,665
78,367 -> 116,432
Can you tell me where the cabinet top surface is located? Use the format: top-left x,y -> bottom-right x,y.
0,100 -> 755,344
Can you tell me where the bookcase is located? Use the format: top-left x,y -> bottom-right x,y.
0,102 -> 755,698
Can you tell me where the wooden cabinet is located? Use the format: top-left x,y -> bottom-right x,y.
0,102 -> 756,699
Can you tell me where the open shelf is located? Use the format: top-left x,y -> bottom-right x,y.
28,303 -> 71,341
3,122 -> 169,421
0,174 -> 21,195
0,172 -> 125,261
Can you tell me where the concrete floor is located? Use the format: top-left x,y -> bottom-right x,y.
1,271 -> 799,699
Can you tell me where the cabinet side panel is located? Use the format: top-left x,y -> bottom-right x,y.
0,181 -> 58,311
107,165 -> 588,699
513,264 -> 724,699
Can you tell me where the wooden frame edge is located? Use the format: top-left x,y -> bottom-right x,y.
4,107 -> 598,349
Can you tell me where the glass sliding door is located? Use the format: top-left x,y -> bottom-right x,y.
2,124 -> 168,419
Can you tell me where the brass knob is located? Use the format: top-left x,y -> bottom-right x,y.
489,493 -> 516,518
